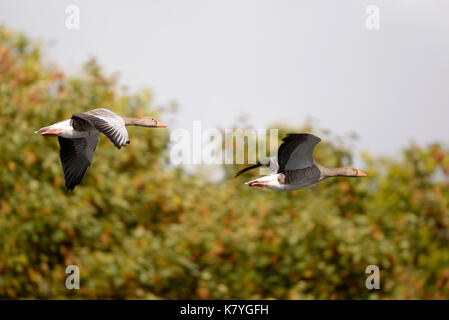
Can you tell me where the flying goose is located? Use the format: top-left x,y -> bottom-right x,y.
35,108 -> 167,190
235,133 -> 366,191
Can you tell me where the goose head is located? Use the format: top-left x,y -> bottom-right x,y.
139,117 -> 167,128
336,167 -> 367,177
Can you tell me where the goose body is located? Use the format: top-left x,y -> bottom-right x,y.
235,133 -> 366,191
35,108 -> 166,190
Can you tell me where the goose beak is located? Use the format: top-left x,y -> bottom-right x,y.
248,181 -> 270,187
357,170 -> 367,177
156,120 -> 167,128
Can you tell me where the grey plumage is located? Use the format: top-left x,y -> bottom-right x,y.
278,133 -> 323,187
282,166 -> 321,185
236,133 -> 322,185
236,133 -> 366,191
72,108 -> 129,149
36,107 -> 166,190
277,134 -> 321,172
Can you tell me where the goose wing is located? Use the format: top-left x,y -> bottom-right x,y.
234,158 -> 278,177
58,135 -> 99,190
72,108 -> 129,149
277,133 -> 321,172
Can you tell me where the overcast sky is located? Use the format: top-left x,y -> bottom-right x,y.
1,0 -> 448,156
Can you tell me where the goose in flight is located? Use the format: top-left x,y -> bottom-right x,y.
35,108 -> 167,190
235,133 -> 366,191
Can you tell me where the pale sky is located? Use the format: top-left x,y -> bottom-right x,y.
1,0 -> 448,156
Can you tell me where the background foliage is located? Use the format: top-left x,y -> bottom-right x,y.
1,27 -> 449,299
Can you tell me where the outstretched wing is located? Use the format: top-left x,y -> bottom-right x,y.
277,133 -> 321,172
234,157 -> 278,177
58,135 -> 99,190
72,108 -> 129,149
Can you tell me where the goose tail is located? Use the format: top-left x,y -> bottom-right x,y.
34,126 -> 50,134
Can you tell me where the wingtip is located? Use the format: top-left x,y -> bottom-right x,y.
234,163 -> 261,178
116,142 -> 130,149
234,169 -> 246,178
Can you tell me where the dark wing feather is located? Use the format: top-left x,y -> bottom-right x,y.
235,163 -> 262,177
277,133 -> 321,172
71,117 -> 93,131
58,135 -> 98,190
72,108 -> 129,149
234,158 -> 278,177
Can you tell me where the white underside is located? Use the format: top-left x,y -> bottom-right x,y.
44,119 -> 99,139
245,173 -> 320,191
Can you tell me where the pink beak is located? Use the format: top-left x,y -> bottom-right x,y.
357,170 -> 367,177
156,120 -> 167,128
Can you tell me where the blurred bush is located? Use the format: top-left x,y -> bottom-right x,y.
1,26 -> 449,299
